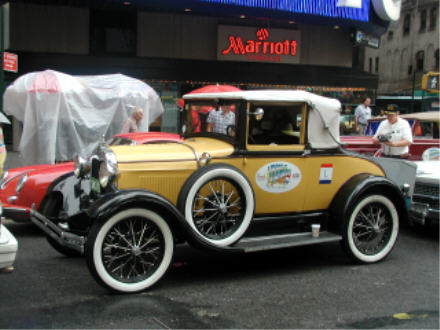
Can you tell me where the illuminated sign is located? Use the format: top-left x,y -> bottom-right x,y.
218,26 -> 300,64
201,0 -> 370,22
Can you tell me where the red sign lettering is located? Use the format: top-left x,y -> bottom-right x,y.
222,28 -> 297,59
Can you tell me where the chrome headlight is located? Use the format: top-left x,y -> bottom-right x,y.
99,150 -> 118,188
74,155 -> 89,178
16,173 -> 28,195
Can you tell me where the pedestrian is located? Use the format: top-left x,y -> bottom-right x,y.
372,104 -> 413,159
206,105 -> 235,134
354,97 -> 372,135
121,107 -> 144,133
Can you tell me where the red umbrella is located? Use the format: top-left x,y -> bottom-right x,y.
187,84 -> 241,94
179,84 -> 241,113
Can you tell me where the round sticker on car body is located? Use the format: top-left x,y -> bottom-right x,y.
255,161 -> 302,193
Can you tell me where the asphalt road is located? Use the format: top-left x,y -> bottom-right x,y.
1,220 -> 438,329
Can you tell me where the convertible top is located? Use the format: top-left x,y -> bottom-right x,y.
183,90 -> 342,149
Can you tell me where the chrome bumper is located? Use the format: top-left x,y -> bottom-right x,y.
29,208 -> 85,254
409,202 -> 440,226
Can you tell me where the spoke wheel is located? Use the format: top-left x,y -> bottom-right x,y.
192,178 -> 244,240
179,164 -> 255,247
343,194 -> 399,263
86,209 -> 173,293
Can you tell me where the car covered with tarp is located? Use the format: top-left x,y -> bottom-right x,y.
3,70 -> 164,165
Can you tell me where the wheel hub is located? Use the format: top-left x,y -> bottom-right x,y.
131,246 -> 141,257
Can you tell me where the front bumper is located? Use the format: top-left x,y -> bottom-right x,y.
3,204 -> 32,222
409,202 -> 440,225
28,208 -> 85,254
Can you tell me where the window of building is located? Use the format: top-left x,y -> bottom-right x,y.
375,57 -> 379,73
408,64 -> 412,75
90,9 -> 137,55
387,30 -> 394,40
416,51 -> 424,71
429,7 -> 437,31
420,10 -> 427,32
403,13 -> 411,36
369,58 -> 372,73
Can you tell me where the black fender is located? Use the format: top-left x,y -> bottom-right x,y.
329,173 -> 409,233
39,172 -> 90,218
86,189 -> 244,254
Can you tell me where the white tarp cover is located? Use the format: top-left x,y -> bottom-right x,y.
3,70 -> 164,165
183,90 -> 342,149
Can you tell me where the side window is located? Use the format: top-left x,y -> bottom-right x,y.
248,105 -> 303,145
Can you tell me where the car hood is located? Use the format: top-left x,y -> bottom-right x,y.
111,137 -> 234,163
414,160 -> 440,183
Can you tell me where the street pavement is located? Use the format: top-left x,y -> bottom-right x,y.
0,219 -> 438,329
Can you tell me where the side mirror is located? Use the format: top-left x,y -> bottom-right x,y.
248,107 -> 264,121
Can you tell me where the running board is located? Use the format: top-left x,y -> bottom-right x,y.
235,231 -> 342,253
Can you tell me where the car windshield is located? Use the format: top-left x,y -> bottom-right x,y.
107,137 -> 135,146
184,101 -> 238,138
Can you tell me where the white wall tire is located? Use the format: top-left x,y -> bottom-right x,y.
343,195 -> 399,263
86,208 -> 174,293
179,164 -> 254,247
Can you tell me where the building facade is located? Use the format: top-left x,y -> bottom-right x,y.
2,0 -> 400,147
364,0 -> 439,94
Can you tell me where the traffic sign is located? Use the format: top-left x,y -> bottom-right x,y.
3,51 -> 17,73
421,71 -> 439,94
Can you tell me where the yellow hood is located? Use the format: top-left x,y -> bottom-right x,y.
111,137 -> 234,164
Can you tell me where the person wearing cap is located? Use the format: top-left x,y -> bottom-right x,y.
372,104 -> 413,159
354,97 -> 372,135
121,107 -> 144,133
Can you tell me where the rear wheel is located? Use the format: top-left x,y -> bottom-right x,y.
85,208 -> 174,293
342,194 -> 399,263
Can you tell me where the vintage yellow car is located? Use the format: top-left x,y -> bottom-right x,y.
30,90 -> 416,293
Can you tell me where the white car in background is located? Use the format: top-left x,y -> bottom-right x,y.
409,160 -> 440,226
0,203 -> 18,271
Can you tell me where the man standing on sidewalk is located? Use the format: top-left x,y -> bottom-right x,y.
354,97 -> 372,135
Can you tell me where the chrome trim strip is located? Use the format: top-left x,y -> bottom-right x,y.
0,171 -> 33,190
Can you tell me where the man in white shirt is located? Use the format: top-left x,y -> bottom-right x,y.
354,97 -> 372,135
373,104 -> 413,159
207,105 -> 235,135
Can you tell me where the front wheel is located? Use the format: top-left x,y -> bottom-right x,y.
85,208 -> 174,293
342,194 -> 399,263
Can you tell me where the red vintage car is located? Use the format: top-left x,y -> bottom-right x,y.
341,111 -> 440,160
0,132 -> 181,222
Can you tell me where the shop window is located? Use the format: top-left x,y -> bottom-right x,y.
403,14 -> 411,36
90,9 -> 136,55
375,57 -> 379,73
419,10 -> 427,32
369,58 -> 372,73
429,8 -> 437,31
416,51 -> 424,72
387,30 -> 393,40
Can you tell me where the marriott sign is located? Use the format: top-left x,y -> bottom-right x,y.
217,25 -> 301,64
